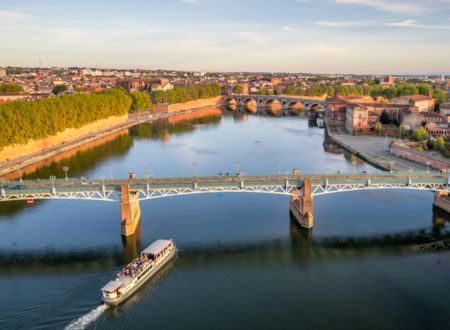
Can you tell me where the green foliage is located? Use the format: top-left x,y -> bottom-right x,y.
428,136 -> 450,158
232,84 -> 244,94
49,69 -> 65,75
374,121 -> 384,135
0,83 -> 24,93
275,81 -> 447,103
130,91 -> 152,112
411,127 -> 428,142
6,67 -> 24,75
151,83 -> 221,104
400,124 -> 408,139
52,84 -> 68,95
0,88 -> 131,147
433,89 -> 448,106
379,110 -> 391,124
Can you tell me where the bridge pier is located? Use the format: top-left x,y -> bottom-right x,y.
433,191 -> 450,214
120,183 -> 141,237
290,178 -> 314,229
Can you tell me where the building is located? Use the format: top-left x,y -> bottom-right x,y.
0,68 -> 6,77
439,102 -> 450,124
270,77 -> 282,86
117,79 -> 147,92
326,95 -> 417,133
390,95 -> 436,112
116,78 -> 174,93
381,76 -> 396,86
148,79 -> 174,92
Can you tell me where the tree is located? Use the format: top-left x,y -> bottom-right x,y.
400,124 -> 408,139
0,88 -> 131,148
232,84 -> 244,94
379,110 -> 391,124
374,121 -> 384,135
0,83 -> 24,93
130,91 -> 152,112
151,83 -> 222,104
52,84 -> 68,95
411,127 -> 428,141
433,89 -> 448,107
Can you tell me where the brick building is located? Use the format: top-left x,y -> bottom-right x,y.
390,95 -> 436,112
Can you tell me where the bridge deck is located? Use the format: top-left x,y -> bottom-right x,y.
1,172 -> 448,202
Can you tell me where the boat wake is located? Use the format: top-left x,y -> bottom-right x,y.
64,304 -> 109,330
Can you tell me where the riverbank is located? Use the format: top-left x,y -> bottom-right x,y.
326,125 -> 427,171
0,97 -> 225,178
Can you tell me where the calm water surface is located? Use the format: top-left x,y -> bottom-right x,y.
0,110 -> 449,330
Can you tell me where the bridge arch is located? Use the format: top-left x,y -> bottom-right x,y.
222,97 -> 237,111
242,98 -> 257,113
287,101 -> 305,115
264,98 -> 282,115
309,103 -> 324,111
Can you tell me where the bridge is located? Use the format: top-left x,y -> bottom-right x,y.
1,171 -> 450,238
223,95 -> 326,115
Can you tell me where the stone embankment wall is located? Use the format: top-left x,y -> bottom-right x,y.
1,129 -> 129,180
154,96 -> 223,114
390,142 -> 450,170
0,115 -> 128,161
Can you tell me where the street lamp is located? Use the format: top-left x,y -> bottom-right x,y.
276,161 -> 282,175
17,169 -> 23,183
49,175 -> 56,194
235,161 -> 241,175
312,160 -> 318,175
351,158 -> 357,174
108,165 -> 113,179
426,161 -> 431,173
0,178 -> 4,194
192,162 -> 198,177
148,163 -> 155,178
62,166 -> 69,181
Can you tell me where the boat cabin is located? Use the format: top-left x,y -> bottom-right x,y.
141,239 -> 174,261
101,277 -> 133,299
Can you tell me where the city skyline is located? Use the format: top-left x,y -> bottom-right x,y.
1,0 -> 450,74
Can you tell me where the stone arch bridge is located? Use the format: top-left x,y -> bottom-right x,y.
1,172 -> 449,238
223,95 -> 326,115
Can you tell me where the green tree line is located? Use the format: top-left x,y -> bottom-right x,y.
130,91 -> 153,112
0,83 -> 24,93
151,83 -> 221,104
275,82 -> 448,106
0,88 -> 131,147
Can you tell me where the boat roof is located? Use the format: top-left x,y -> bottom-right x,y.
142,239 -> 172,256
101,277 -> 132,292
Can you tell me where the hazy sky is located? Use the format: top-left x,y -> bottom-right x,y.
1,0 -> 450,74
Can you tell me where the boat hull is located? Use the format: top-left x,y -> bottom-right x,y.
102,248 -> 176,306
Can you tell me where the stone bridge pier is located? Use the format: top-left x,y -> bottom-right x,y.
120,183 -> 141,237
290,178 -> 314,229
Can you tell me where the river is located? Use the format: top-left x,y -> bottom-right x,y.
0,108 -> 449,330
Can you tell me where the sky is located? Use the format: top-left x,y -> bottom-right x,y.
0,0 -> 450,74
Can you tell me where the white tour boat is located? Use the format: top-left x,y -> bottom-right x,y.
101,239 -> 176,305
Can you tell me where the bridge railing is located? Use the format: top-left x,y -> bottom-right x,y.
1,171 -> 447,189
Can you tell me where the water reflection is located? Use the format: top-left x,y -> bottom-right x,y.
121,224 -> 142,262
1,206 -> 448,276
0,113 -> 223,219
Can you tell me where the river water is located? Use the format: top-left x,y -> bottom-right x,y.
0,109 -> 449,330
